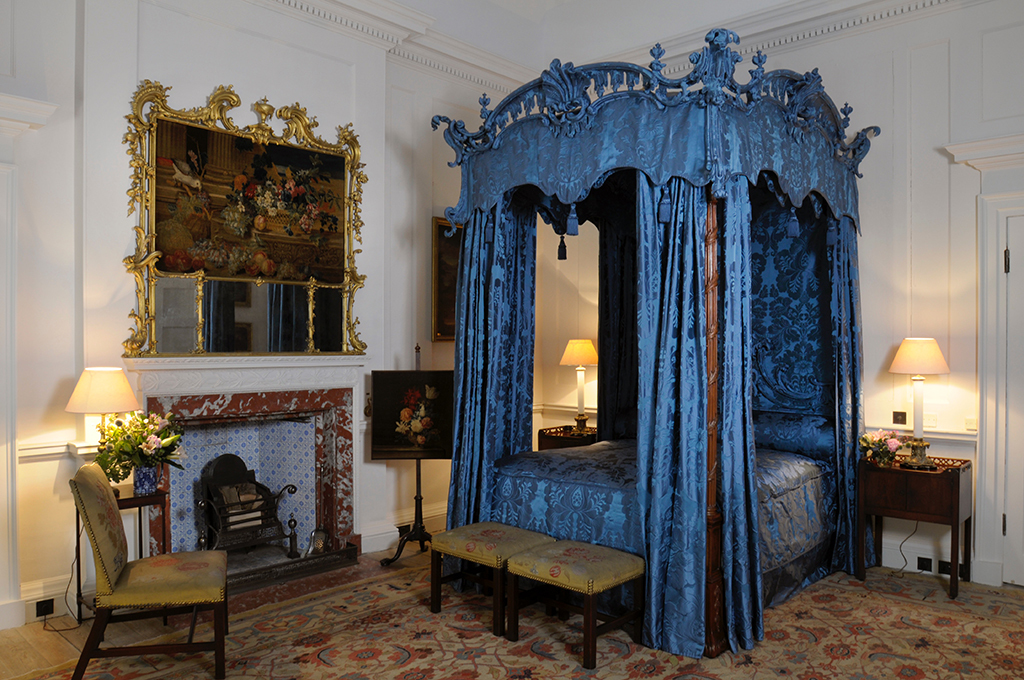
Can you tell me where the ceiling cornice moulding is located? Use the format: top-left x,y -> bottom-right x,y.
389,31 -> 536,95
251,0 -> 434,49
609,0 -> 991,76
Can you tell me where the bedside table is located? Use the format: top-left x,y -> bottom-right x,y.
537,426 -> 597,451
856,455 -> 972,598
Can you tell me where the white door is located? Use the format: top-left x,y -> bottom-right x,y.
1003,214 -> 1024,585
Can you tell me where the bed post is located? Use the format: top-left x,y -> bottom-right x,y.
704,194 -> 728,657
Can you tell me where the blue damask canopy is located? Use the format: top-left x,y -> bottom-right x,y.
433,29 -> 878,231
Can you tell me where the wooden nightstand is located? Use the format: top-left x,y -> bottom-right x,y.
856,455 -> 972,598
537,425 -> 597,451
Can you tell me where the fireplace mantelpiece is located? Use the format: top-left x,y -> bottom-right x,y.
124,356 -> 365,562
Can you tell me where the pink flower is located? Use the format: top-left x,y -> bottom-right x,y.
886,438 -> 901,452
141,434 -> 161,454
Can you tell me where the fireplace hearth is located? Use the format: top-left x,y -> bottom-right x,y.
124,355 -> 364,597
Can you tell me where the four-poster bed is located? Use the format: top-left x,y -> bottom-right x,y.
432,29 -> 878,658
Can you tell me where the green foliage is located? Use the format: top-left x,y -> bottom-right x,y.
94,412 -> 184,483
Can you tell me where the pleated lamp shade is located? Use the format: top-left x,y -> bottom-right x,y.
65,367 -> 141,414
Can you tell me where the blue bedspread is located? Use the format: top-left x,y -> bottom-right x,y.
490,440 -> 835,607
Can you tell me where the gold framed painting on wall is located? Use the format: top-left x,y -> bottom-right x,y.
431,217 -> 462,341
122,81 -> 368,356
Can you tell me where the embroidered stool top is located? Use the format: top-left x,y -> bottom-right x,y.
431,522 -> 555,569
507,540 -> 645,595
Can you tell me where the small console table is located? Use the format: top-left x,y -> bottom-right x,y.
537,425 -> 597,451
76,488 -> 170,622
856,455 -> 972,598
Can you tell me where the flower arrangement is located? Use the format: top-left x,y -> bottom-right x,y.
221,150 -> 342,240
395,384 -> 440,448
858,429 -> 910,467
94,412 -> 184,483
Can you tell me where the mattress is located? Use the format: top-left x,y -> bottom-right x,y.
490,439 -> 835,607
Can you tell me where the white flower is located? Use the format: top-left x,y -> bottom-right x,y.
425,385 -> 438,400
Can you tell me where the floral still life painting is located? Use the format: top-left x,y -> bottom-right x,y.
370,370 -> 454,460
153,119 -> 348,283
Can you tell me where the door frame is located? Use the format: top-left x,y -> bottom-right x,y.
977,190 -> 1024,585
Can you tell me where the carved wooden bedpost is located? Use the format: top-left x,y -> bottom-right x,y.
704,196 -> 728,657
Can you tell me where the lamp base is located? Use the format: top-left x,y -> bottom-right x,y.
900,438 -> 938,470
573,413 -> 589,433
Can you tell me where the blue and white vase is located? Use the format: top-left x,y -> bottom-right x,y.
133,465 -> 159,496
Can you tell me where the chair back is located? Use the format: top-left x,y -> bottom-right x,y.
69,463 -> 129,596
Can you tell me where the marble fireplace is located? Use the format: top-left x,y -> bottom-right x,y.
124,356 -> 364,590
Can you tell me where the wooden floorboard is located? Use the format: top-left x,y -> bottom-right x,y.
0,547 -> 421,680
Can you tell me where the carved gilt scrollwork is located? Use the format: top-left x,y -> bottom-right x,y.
122,81 -> 367,356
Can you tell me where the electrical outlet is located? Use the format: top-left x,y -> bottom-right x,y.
923,413 -> 938,429
965,417 -> 978,432
35,598 -> 54,618
917,556 -> 932,572
893,411 -> 907,425
938,560 -> 951,575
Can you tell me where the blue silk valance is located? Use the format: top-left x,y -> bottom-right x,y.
433,29 -> 879,230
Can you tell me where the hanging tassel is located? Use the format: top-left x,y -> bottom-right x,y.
566,204 -> 579,236
826,221 -> 838,247
657,194 -> 672,223
786,207 -> 800,237
558,235 -> 567,260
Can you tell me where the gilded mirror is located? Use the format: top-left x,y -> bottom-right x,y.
122,81 -> 367,356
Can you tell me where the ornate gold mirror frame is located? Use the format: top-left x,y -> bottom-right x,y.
122,81 -> 367,356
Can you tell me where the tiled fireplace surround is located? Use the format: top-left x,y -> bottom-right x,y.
124,356 -> 364,564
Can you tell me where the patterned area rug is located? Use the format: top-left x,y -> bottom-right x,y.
19,565 -> 1024,679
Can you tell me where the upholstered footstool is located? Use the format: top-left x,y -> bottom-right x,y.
506,540 -> 645,669
430,522 -> 556,636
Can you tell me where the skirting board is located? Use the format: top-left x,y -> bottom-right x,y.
360,500 -> 447,554
15,574 -> 72,625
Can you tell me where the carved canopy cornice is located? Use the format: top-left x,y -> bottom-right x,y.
432,29 -> 878,228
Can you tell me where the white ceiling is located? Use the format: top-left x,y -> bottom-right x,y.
392,0 -> 870,71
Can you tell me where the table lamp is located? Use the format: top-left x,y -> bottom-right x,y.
560,339 -> 598,433
66,367 -> 141,446
888,337 -> 949,469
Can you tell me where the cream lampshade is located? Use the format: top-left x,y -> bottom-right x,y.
560,339 -> 598,433
888,338 -> 949,469
66,367 -> 141,445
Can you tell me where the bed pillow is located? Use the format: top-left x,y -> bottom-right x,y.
753,411 -> 834,463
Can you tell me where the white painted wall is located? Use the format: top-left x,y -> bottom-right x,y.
1,0 -> 505,627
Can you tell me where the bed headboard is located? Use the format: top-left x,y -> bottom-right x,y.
749,180 -> 835,420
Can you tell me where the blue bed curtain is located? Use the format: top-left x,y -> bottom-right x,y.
830,215 -> 865,572
720,177 -> 764,650
635,174 -> 763,656
447,191 -> 537,529
635,174 -> 708,657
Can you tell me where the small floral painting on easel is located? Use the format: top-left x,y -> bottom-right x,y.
370,370 -> 454,460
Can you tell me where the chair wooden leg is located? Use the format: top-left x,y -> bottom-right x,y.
72,607 -> 111,680
582,593 -> 596,669
506,572 -> 520,642
491,565 -> 505,637
214,599 -> 227,680
430,548 -> 442,613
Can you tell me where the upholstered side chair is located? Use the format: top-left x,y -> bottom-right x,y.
69,463 -> 228,680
